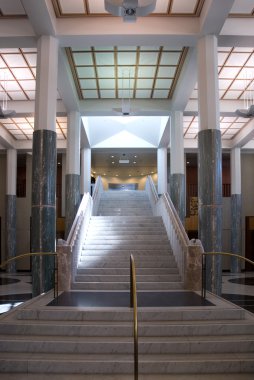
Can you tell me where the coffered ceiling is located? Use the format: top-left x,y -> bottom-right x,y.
0,0 -> 253,158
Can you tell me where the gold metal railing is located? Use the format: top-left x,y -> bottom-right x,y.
0,252 -> 58,298
130,254 -> 138,380
202,252 -> 254,299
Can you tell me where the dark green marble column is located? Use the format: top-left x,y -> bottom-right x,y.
31,130 -> 56,297
198,129 -> 222,295
5,195 -> 16,273
65,174 -> 80,238
231,194 -> 242,273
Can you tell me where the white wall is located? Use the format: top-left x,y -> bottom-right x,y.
101,173 -> 158,190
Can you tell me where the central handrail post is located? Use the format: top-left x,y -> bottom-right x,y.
130,254 -> 138,380
202,253 -> 207,299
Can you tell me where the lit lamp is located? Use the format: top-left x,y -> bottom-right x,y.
0,69 -> 16,118
235,70 -> 254,118
104,0 -> 157,22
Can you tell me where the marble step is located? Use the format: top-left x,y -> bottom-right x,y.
80,250 -> 173,257
2,320 -> 254,338
1,335 -> 254,355
0,374 -> 253,380
79,255 -> 176,262
76,268 -> 179,275
90,216 -> 163,221
16,307 -> 245,322
82,243 -> 171,250
98,201 -> 151,206
78,259 -> 177,269
87,229 -> 167,235
0,352 -> 253,374
74,274 -> 181,283
97,212 -> 153,216
84,235 -> 169,241
71,282 -> 183,290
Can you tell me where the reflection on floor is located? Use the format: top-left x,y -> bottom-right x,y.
48,291 -> 214,308
0,271 -> 253,314
222,271 -> 254,314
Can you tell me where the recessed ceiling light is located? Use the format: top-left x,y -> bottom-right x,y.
187,161 -> 190,164
133,161 -> 136,164
103,173 -> 106,175
129,174 -> 131,177
112,161 -> 115,164
111,155 -> 114,158
116,174 -> 119,177
151,171 -> 154,174
134,155 -> 137,158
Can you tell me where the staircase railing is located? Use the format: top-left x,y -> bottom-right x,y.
145,176 -> 204,291
92,175 -> 104,216
0,252 -> 58,298
145,175 -> 159,215
202,252 -> 254,298
130,254 -> 138,380
56,176 -> 103,291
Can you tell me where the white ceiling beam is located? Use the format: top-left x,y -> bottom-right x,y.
199,0 -> 235,35
21,0 -> 57,36
158,119 -> 170,148
170,48 -> 197,111
3,100 -> 66,116
80,119 -> 90,149
185,99 -> 245,114
0,125 -> 16,149
79,99 -> 171,116
58,49 -> 80,113
230,119 -> 254,149
0,19 -> 35,48
57,17 -> 199,48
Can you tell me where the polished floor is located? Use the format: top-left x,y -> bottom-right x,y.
0,270 -> 253,314
48,290 -> 213,307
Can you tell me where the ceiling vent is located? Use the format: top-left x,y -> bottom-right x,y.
104,0 -> 157,22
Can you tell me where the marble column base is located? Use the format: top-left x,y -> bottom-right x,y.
198,129 -> 222,295
65,174 -> 80,239
31,129 -> 56,297
170,173 -> 185,224
184,240 -> 203,291
5,195 -> 16,273
231,193 -> 242,273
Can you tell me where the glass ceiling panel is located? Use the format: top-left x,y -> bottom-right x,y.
68,46 -> 187,99
0,117 -> 67,140
191,47 -> 254,101
171,0 -> 197,14
0,48 -> 36,101
54,0 -> 206,17
183,116 -> 252,140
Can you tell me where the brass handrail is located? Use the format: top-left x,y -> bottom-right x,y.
0,252 -> 58,298
130,254 -> 138,380
202,252 -> 254,299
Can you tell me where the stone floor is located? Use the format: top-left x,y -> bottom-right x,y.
0,270 -> 253,314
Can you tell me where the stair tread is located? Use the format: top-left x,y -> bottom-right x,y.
1,351 -> 254,361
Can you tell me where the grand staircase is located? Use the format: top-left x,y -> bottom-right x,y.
0,189 -> 254,378
72,190 -> 183,291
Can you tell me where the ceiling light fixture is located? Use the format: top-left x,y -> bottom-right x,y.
104,0 -> 157,23
0,69 -> 16,119
235,69 -> 254,118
